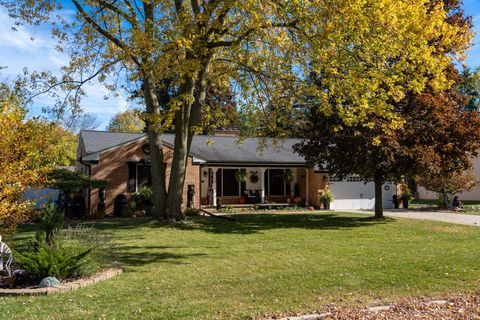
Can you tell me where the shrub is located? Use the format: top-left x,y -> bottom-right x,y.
14,225 -> 117,281
14,239 -> 91,280
40,202 -> 64,245
135,186 -> 153,205
131,186 -> 154,216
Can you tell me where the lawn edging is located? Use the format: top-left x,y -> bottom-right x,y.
0,268 -> 123,296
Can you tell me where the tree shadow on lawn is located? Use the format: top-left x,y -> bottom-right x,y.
115,244 -> 207,267
172,213 -> 394,235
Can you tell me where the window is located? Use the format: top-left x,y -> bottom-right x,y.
346,175 -> 362,182
222,169 -> 240,196
329,175 -> 343,182
137,163 -> 152,188
269,169 -> 286,196
127,162 -> 165,193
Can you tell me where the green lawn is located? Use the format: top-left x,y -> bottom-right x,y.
2,212 -> 480,319
410,199 -> 480,215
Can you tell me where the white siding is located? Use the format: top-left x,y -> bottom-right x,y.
329,178 -> 395,210
417,156 -> 480,201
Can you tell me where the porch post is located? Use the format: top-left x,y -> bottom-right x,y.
260,168 -> 266,203
305,168 -> 309,206
212,168 -> 219,207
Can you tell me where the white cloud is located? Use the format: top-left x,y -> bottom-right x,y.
0,7 -> 133,129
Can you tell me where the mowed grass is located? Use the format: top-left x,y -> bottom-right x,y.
1,212 -> 480,319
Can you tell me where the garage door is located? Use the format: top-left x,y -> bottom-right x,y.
328,177 -> 395,210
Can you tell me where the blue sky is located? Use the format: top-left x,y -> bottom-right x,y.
1,1 -> 480,130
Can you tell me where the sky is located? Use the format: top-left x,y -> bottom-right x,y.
1,1 -> 480,130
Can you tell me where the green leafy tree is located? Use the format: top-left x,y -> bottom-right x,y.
28,120 -> 78,166
459,68 -> 480,111
107,110 -> 145,133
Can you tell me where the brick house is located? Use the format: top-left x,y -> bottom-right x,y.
76,130 -> 331,215
77,130 -> 396,215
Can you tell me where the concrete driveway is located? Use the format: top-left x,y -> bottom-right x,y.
349,209 -> 480,226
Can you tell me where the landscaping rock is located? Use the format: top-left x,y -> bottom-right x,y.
38,277 -> 60,288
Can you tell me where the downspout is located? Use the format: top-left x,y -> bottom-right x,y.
199,165 -> 203,208
79,157 -> 92,214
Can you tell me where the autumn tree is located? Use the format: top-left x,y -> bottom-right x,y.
417,172 -> 477,208
107,110 -> 145,133
28,120 -> 78,166
3,0 -> 468,219
0,85 -> 45,232
296,0 -> 475,218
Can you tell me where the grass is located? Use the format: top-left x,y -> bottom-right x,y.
410,199 -> 480,215
1,212 -> 480,319
411,199 -> 480,206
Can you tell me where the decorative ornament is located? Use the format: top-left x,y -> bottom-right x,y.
0,235 -> 13,277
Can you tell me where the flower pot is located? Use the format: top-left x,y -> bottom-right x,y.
323,200 -> 330,210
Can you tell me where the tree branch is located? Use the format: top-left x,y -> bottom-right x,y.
97,0 -> 138,27
71,0 -> 141,67
207,21 -> 298,48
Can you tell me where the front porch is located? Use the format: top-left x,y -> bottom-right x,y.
199,166 -> 314,208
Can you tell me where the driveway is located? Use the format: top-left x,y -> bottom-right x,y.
348,209 -> 480,226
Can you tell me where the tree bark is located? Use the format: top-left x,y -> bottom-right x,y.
166,53 -> 213,219
374,175 -> 384,219
166,101 -> 193,219
143,74 -> 167,219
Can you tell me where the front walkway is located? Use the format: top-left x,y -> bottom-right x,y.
349,209 -> 480,226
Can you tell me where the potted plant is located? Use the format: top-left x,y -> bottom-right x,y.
135,186 -> 154,216
283,169 -> 294,182
235,170 -> 247,182
401,188 -> 413,209
320,190 -> 334,210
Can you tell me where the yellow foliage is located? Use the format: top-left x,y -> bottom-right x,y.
0,85 -> 59,232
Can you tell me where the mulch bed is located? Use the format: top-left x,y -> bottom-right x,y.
265,292 -> 480,319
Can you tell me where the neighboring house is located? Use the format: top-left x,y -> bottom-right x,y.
417,156 -> 480,201
21,166 -> 76,209
77,130 -> 395,215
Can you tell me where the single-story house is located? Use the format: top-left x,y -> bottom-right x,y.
417,156 -> 480,202
76,130 -> 396,215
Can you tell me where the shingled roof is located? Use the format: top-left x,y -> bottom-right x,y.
80,130 -> 306,165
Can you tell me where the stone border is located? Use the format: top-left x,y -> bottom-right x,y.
0,268 -> 122,296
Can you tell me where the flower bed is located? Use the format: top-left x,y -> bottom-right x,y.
0,268 -> 122,296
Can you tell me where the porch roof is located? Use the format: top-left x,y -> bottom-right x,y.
80,130 -> 307,165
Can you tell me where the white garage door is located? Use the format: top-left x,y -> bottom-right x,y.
328,177 -> 395,210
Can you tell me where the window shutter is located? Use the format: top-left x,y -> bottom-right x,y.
128,162 -> 136,192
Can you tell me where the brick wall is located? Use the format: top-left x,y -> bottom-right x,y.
295,168 -> 327,208
88,139 -> 200,216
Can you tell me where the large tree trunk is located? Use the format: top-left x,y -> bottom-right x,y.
374,176 -> 384,219
166,54 -> 213,220
166,104 -> 193,219
143,74 -> 167,219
